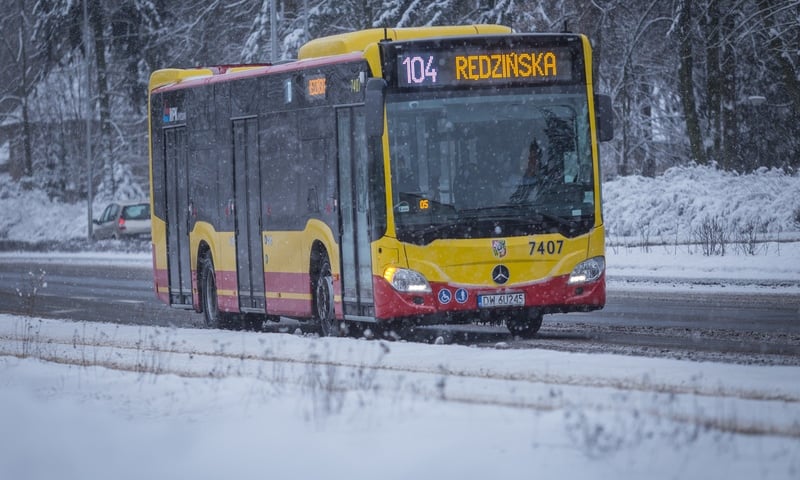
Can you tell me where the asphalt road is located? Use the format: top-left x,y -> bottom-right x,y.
1,257 -> 798,363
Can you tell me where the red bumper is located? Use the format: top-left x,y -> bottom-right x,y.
372,273 -> 605,320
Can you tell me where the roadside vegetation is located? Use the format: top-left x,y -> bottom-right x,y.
1,1 -> 798,206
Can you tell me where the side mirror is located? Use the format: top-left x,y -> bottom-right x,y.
365,78 -> 386,137
594,94 -> 613,142
93,219 -> 100,225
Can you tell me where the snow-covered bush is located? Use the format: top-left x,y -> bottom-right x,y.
692,215 -> 728,256
604,165 -> 800,243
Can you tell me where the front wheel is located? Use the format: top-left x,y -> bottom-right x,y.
506,308 -> 543,339
313,257 -> 340,337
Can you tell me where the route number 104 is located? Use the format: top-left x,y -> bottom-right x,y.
402,56 -> 438,84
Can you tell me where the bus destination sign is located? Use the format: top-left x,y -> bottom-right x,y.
396,47 -> 573,87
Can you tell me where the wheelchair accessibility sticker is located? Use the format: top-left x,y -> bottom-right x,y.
438,289 -> 452,305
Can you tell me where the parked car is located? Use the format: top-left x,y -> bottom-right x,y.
93,201 -> 151,240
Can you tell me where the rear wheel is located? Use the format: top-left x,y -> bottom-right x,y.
200,254 -> 239,329
506,308 -> 544,339
313,257 -> 340,337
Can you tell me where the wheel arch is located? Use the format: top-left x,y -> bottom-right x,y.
190,221 -> 229,312
303,219 -> 341,322
304,218 -> 339,279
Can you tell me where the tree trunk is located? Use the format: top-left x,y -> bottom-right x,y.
90,2 -> 115,198
18,0 -> 33,178
619,64 -> 630,176
677,0 -> 707,165
720,8 -> 739,170
702,0 -> 721,164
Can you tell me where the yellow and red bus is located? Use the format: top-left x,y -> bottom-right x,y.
148,25 -> 613,338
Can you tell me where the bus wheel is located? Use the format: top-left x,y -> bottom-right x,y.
313,257 -> 340,337
506,309 -> 543,339
242,314 -> 263,331
381,319 -> 417,341
199,254 -> 238,329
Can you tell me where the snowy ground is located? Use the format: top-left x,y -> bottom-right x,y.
1,315 -> 799,480
606,241 -> 800,295
1,166 -> 799,478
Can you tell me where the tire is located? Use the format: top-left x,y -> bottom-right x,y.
506,308 -> 544,339
199,254 -> 239,329
313,257 -> 340,337
242,313 -> 263,331
378,319 -> 416,341
343,321 -> 366,338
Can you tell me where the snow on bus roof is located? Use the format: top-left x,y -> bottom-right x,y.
150,52 -> 365,94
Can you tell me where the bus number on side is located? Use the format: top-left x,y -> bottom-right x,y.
306,75 -> 327,99
529,240 -> 564,256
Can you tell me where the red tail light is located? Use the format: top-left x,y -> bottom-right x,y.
118,217 -> 126,231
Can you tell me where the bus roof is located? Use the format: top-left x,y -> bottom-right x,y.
149,53 -> 364,94
149,25 -> 513,93
297,25 -> 512,60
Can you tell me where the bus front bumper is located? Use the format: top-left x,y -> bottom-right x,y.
372,273 -> 605,322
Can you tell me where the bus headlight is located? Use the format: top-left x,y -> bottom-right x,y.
383,267 -> 432,293
568,256 -> 605,285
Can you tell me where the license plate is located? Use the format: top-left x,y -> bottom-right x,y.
477,293 -> 525,308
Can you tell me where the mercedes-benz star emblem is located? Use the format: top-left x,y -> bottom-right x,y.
491,265 -> 510,285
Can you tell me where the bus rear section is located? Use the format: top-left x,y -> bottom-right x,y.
147,57 -> 369,333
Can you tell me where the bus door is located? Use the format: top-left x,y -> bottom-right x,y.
336,107 -> 374,318
232,117 -> 266,312
163,126 -> 192,306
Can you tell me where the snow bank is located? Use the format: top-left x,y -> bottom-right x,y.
604,165 -> 800,241
0,177 -> 87,242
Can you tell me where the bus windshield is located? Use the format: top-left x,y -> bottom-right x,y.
387,87 -> 595,245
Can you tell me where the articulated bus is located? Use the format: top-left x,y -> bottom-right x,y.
148,25 -> 613,338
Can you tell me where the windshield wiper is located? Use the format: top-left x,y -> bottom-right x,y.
460,205 -> 574,226
459,206 -> 584,237
396,222 -> 460,244
535,211 -> 575,230
458,205 -> 520,217
416,223 -> 450,233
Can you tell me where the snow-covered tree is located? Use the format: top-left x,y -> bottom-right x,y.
0,0 -> 44,180
1,0 -> 797,199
